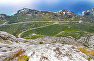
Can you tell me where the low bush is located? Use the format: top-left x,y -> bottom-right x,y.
18,55 -> 29,61
2,50 -> 7,52
39,42 -> 43,44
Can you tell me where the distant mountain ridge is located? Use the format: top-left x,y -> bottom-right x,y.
5,8 -> 77,23
0,8 -> 94,23
16,8 -> 75,16
1,8 -> 94,16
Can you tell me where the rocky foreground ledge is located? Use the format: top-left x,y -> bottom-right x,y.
0,31 -> 94,61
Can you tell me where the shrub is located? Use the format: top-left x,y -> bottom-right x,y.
18,55 -> 29,61
39,42 -> 43,44
2,50 -> 7,52
14,49 -> 24,58
88,57 -> 92,60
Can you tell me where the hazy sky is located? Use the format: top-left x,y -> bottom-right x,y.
0,0 -> 94,15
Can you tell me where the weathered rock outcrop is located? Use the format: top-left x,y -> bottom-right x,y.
77,35 -> 94,49
58,9 -> 75,15
0,43 -> 91,61
0,31 -> 18,43
26,43 -> 90,61
0,31 -> 94,61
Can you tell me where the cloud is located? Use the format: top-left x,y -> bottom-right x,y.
0,0 -> 37,9
0,0 -> 30,4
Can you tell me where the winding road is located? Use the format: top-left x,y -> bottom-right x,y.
0,21 -> 83,27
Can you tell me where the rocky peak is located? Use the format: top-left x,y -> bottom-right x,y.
58,9 -> 75,15
17,8 -> 30,13
17,8 -> 40,14
82,8 -> 94,16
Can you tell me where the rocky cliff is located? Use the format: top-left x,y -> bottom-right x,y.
0,31 -> 94,61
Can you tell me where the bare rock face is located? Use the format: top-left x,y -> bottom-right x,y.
0,43 -> 91,61
26,44 -> 89,61
0,31 -> 94,61
0,31 -> 17,42
77,35 -> 94,48
88,36 -> 94,48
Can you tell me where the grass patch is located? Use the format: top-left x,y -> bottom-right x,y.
78,48 -> 94,56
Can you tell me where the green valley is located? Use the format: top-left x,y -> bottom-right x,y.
20,23 -> 94,39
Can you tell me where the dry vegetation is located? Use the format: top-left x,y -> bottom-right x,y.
17,55 -> 29,61
2,50 -> 7,52
78,48 -> 94,56
5,49 -> 25,61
